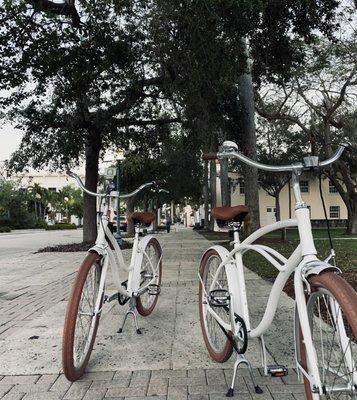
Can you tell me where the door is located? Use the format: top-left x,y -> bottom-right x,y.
266,207 -> 277,225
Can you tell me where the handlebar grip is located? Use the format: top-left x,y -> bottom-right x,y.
202,152 -> 218,161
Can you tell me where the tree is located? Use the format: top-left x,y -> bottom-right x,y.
257,118 -> 301,222
120,125 -> 203,233
256,8 -> 357,233
50,185 -> 83,222
149,0 -> 341,231
0,181 -> 34,228
0,0 -> 179,242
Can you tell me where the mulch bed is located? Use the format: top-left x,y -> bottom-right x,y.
37,240 -> 132,253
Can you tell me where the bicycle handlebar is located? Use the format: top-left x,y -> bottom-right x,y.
217,141 -> 348,172
66,170 -> 159,199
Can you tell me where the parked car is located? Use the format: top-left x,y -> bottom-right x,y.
113,215 -> 127,232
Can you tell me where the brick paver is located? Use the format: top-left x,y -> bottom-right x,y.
0,368 -> 305,399
0,228 -> 304,398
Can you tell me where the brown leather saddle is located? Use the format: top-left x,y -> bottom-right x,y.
129,212 -> 156,226
211,205 -> 250,226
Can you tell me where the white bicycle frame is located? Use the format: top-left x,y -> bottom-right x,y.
201,142 -> 356,397
67,171 -> 162,317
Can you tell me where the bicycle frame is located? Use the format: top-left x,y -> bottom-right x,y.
202,171 -> 353,396
87,196 -> 162,317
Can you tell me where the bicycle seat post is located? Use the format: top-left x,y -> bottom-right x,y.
229,221 -> 241,247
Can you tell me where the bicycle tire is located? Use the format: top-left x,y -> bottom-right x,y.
297,272 -> 357,399
136,238 -> 162,316
199,249 -> 233,363
62,252 -> 103,381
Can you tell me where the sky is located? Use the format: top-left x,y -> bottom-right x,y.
0,124 -> 23,162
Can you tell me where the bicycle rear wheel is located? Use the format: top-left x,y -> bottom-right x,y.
297,272 -> 357,399
199,249 -> 233,362
136,238 -> 162,316
62,252 -> 103,381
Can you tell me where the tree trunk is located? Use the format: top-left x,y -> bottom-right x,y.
220,158 -> 230,207
237,38 -> 260,232
203,160 -> 210,229
275,193 -> 280,222
83,129 -> 101,243
209,159 -> 217,230
126,196 -> 135,235
275,192 -> 286,240
346,194 -> 357,234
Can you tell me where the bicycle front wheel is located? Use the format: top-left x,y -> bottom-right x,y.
62,252 -> 103,381
199,249 -> 233,363
136,238 -> 162,316
297,272 -> 357,399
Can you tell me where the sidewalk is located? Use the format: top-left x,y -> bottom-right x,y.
0,228 -> 303,399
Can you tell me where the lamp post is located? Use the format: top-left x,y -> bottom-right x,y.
64,196 -> 69,223
35,193 -> 42,219
114,159 -> 122,245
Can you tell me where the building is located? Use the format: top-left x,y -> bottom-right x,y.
9,171 -> 85,225
228,173 -> 347,227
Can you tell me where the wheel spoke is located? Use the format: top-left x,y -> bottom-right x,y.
306,286 -> 356,399
73,262 -> 100,368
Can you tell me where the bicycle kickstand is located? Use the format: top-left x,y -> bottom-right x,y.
226,354 -> 263,397
117,298 -> 142,335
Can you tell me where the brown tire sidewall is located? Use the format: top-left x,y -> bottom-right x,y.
136,238 -> 162,317
199,249 -> 233,363
298,272 -> 357,400
62,252 -> 103,381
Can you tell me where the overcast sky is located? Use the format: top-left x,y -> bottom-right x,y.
0,124 -> 23,161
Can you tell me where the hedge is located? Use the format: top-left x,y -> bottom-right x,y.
46,223 -> 77,230
0,226 -> 11,233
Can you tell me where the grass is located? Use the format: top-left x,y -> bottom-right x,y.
198,229 -> 357,290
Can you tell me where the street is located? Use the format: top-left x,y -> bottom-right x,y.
0,229 -> 83,259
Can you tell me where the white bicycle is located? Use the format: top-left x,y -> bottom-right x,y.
62,171 -> 163,381
199,141 -> 357,399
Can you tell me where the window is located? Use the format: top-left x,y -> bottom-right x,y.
239,180 -> 245,195
299,180 -> 309,193
329,180 -> 338,193
48,187 -> 57,192
329,206 -> 340,219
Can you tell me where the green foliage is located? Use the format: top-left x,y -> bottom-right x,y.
0,226 -> 11,233
46,223 -> 77,230
0,0 -> 167,172
34,219 -> 48,229
0,180 -> 34,228
120,126 -> 203,205
50,185 -> 83,219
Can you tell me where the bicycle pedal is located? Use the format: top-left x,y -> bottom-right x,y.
209,289 -> 230,307
148,284 -> 161,296
267,365 -> 288,377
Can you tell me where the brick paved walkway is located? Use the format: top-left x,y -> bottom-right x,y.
0,228 -> 304,399
0,367 -> 305,400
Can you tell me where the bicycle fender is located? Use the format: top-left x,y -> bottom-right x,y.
199,245 -> 231,266
302,260 -> 341,279
131,235 -> 162,294
88,245 -> 106,257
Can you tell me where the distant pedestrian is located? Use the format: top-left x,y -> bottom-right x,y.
166,215 -> 172,233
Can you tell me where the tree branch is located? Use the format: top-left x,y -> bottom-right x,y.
114,117 -> 182,127
26,0 -> 80,27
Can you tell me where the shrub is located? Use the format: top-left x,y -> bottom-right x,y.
34,219 -> 48,229
46,223 -> 77,230
0,226 -> 11,233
